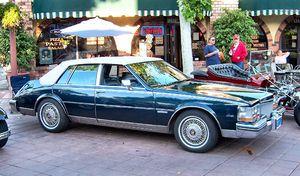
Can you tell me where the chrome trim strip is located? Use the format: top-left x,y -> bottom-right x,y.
157,110 -> 168,114
96,104 -> 155,110
95,87 -> 151,93
96,64 -> 102,86
0,130 -> 10,140
236,118 -> 267,131
221,129 -> 238,138
156,108 -> 174,112
69,115 -> 169,134
69,115 -> 97,125
63,101 -> 94,106
19,107 -> 35,116
55,86 -> 96,90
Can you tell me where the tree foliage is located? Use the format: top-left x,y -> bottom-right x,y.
0,2 -> 37,70
0,28 -> 37,70
1,2 -> 21,29
213,9 -> 258,62
177,0 -> 212,23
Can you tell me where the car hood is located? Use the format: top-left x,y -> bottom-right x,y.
161,80 -> 272,105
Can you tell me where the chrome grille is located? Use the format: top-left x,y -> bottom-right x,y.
259,100 -> 273,119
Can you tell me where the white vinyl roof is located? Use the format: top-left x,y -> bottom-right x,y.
39,56 -> 162,85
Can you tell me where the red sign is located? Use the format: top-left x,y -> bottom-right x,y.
140,26 -> 164,36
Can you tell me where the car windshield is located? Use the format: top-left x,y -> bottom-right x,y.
249,50 -> 273,75
128,60 -> 189,87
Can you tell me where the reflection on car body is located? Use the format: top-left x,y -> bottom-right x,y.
10,57 -> 284,153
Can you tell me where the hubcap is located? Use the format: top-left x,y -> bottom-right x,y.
179,117 -> 209,148
40,103 -> 60,129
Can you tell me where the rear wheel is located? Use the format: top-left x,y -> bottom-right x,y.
174,110 -> 219,153
37,99 -> 70,133
0,120 -> 8,148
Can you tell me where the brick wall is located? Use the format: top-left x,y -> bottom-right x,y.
209,0 -> 239,32
16,0 -> 33,33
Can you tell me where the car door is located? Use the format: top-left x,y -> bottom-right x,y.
95,64 -> 156,124
53,64 -> 98,118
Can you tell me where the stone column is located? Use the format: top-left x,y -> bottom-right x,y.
179,12 -> 194,77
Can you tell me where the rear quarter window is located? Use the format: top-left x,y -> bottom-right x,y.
68,65 -> 98,85
56,66 -> 76,84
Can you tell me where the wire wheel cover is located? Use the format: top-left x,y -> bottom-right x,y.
179,117 -> 209,148
40,103 -> 60,129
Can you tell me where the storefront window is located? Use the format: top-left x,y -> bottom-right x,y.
251,26 -> 268,50
281,24 -> 300,67
190,25 -> 205,61
37,21 -> 117,66
131,25 -> 164,58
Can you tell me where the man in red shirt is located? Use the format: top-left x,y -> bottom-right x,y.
229,34 -> 248,70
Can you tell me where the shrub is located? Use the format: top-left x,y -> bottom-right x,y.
213,9 -> 258,62
0,28 -> 37,70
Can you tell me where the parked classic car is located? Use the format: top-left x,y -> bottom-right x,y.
9,57 -> 284,152
0,107 -> 10,148
192,63 -> 272,88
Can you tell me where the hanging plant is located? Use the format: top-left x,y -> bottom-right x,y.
1,2 -> 21,29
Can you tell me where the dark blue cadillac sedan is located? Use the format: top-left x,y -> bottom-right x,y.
10,57 -> 284,152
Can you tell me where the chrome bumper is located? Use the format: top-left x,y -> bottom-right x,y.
0,129 -> 10,140
9,99 -> 18,113
236,106 -> 285,138
222,106 -> 285,138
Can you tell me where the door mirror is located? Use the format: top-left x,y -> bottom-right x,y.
121,80 -> 132,90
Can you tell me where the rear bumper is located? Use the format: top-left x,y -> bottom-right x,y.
9,99 -> 18,113
222,106 -> 285,138
0,129 -> 10,140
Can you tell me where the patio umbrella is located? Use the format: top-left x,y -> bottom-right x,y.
60,17 -> 133,59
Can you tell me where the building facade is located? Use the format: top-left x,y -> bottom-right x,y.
13,0 -> 300,73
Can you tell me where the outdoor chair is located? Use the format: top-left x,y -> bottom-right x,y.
10,74 -> 30,97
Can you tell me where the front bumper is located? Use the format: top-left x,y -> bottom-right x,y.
9,99 -> 18,113
0,129 -> 10,140
235,106 -> 285,138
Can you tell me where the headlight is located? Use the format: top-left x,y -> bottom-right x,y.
237,105 -> 260,123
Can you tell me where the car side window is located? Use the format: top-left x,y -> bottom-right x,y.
68,65 -> 98,85
101,64 -> 142,87
57,66 -> 76,84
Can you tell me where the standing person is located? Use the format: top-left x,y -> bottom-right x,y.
274,49 -> 290,64
229,34 -> 248,70
204,36 -> 221,67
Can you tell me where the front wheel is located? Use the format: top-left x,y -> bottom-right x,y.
0,120 -> 8,148
294,102 -> 300,126
37,99 -> 70,133
174,110 -> 219,153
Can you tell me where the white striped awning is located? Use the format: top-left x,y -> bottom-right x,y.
246,9 -> 300,16
33,10 -> 212,20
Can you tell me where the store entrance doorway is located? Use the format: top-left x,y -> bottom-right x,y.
165,24 -> 182,70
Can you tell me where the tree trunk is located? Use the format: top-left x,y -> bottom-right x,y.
179,12 -> 193,77
10,28 -> 17,76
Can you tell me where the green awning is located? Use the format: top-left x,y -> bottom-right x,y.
32,0 -> 211,19
239,0 -> 300,16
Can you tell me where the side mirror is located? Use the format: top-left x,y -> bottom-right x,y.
121,80 -> 132,90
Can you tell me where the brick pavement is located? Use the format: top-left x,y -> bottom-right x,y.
0,89 -> 300,176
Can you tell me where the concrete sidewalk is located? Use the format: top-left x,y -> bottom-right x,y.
0,89 -> 11,99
